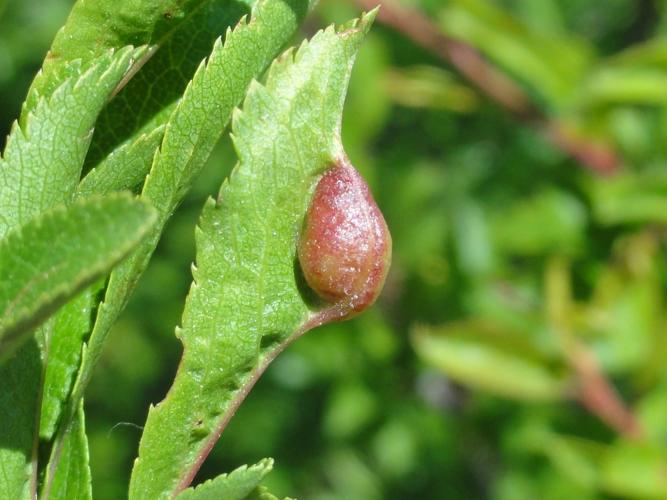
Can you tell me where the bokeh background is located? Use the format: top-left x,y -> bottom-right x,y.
3,0 -> 667,498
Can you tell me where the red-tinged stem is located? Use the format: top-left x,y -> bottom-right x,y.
355,0 -> 619,174
569,340 -> 643,439
172,308 -> 339,496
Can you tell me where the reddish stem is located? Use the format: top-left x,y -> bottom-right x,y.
355,0 -> 619,174
569,341 -> 643,439
172,308 -> 337,496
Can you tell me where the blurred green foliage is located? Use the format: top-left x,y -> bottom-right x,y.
4,0 -> 667,498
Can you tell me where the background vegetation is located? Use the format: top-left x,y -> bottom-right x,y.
3,0 -> 667,498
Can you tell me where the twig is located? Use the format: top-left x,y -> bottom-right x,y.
569,340 -> 643,439
355,0 -> 619,174
545,257 -> 642,439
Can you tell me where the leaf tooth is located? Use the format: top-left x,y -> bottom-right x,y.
4,46 -> 142,163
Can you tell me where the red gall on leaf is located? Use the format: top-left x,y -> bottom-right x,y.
298,157 -> 392,320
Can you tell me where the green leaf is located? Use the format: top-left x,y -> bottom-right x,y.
0,337 -> 42,499
85,0 -> 253,169
129,12 -> 374,499
39,0 -> 257,470
440,0 -> 592,108
602,441 -> 667,498
0,46 -> 141,494
490,189 -> 587,256
383,65 -> 479,113
41,402 -> 92,500
77,126 -> 166,197
39,292 -> 94,439
0,194 -> 157,358
48,0 -> 316,487
412,322 -> 569,401
0,46 -> 144,240
587,170 -> 667,225
580,67 -> 667,106
176,459 -> 274,500
26,0 -> 236,112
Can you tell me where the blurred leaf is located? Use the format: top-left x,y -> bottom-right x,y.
0,194 -> 156,358
385,162 -> 448,271
323,382 -> 378,439
384,65 -> 478,112
490,189 -> 586,256
452,199 -> 493,277
511,0 -> 566,35
412,322 -> 569,401
129,13 -> 374,498
602,441 -> 667,498
608,107 -> 653,161
587,171 -> 667,224
605,38 -> 667,70
440,0 -> 592,107
464,283 -> 549,348
540,435 -> 603,489
343,34 -> 391,151
587,280 -> 658,374
371,418 -> 418,478
323,449 -> 381,500
176,459 -> 274,500
637,385 -> 667,445
580,67 -> 667,106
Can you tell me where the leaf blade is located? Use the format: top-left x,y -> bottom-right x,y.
46,0 -> 316,488
0,194 -> 157,358
129,11 -> 374,499
42,402 -> 92,500
412,322 -> 569,401
176,459 -> 274,500
0,46 -> 144,239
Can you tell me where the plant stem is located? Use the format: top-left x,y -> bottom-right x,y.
355,0 -> 619,174
569,340 -> 643,439
545,257 -> 642,439
173,308 -> 338,495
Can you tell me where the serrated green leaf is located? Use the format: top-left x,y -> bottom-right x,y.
176,459 -> 274,500
43,4 -> 254,453
0,194 -> 157,358
129,12 -> 374,499
34,2 -> 245,470
412,322 -> 569,401
0,46 -> 145,499
26,0 -> 234,113
0,46 -> 144,240
77,126 -> 166,197
39,292 -> 93,439
85,0 -> 253,169
41,401 -> 92,500
47,0 -> 316,487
